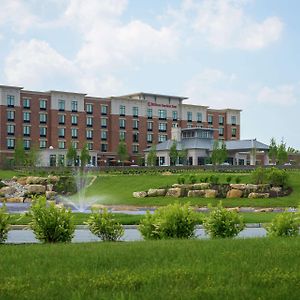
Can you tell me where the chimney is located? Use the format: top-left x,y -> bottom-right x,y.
171,125 -> 181,142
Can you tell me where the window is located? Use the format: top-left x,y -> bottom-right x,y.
71,115 -> 78,125
23,126 -> 30,136
231,116 -> 237,125
219,115 -> 224,125
58,114 -> 65,125
24,140 -> 30,150
86,129 -> 93,139
39,140 -> 47,149
58,100 -> 65,111
219,127 -> 224,136
23,98 -> 30,109
40,127 -> 47,137
101,143 -> 108,152
208,115 -> 213,125
119,131 -> 125,141
86,116 -> 93,127
132,144 -> 139,153
58,141 -> 65,149
88,143 -> 93,150
101,118 -> 107,128
232,128 -> 237,137
39,99 -> 47,110
119,105 -> 126,116
7,124 -> 15,135
71,100 -> 78,112
71,128 -> 78,138
132,107 -> 138,117
147,108 -> 153,119
7,111 -> 14,121
58,155 -> 65,166
39,113 -> 47,124
23,112 -> 30,123
197,112 -> 202,123
133,132 -> 139,143
101,105 -> 108,115
158,135 -> 167,143
147,133 -> 153,143
72,141 -> 78,149
147,121 -> 153,131
119,119 -> 126,129
86,103 -> 93,114
158,109 -> 167,120
187,124 -> 193,128
7,95 -> 14,107
187,111 -> 192,122
159,122 -> 167,132
172,111 -> 178,121
133,120 -> 139,129
7,139 -> 15,149
101,131 -> 107,140
58,128 -> 65,138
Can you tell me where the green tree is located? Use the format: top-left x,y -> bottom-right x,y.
14,138 -> 26,167
178,149 -> 188,165
269,137 -> 278,164
26,142 -> 40,167
277,139 -> 288,165
211,141 -> 228,165
169,141 -> 178,166
147,146 -> 157,166
117,140 -> 129,165
80,144 -> 90,168
66,144 -> 77,166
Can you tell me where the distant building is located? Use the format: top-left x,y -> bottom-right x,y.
144,127 -> 269,166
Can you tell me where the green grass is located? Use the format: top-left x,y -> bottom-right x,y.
81,171 -> 300,207
8,212 -> 285,225
0,238 -> 299,299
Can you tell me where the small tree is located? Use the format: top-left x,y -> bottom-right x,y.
26,142 -> 40,167
169,141 -> 178,166
211,141 -> 228,165
117,139 -> 128,165
147,146 -> 157,166
277,139 -> 288,165
269,137 -> 278,164
178,149 -> 188,165
80,143 -> 90,168
66,144 -> 77,166
14,138 -> 26,167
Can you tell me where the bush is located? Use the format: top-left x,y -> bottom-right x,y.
251,167 -> 267,184
86,208 -> 124,241
0,205 -> 10,243
177,176 -> 185,184
53,176 -> 77,194
189,175 -> 197,184
203,203 -> 245,238
139,203 -> 199,240
266,212 -> 299,237
226,176 -> 232,184
28,197 -> 75,243
209,175 -> 219,185
235,176 -> 241,184
267,168 -> 289,188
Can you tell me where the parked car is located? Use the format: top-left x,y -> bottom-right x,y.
221,162 -> 230,166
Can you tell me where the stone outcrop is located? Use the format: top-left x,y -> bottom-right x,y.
26,177 -> 48,185
5,197 -> 24,203
166,188 -> 182,197
188,190 -> 206,197
230,184 -> 247,190
248,192 -> 270,199
193,183 -> 210,190
25,184 -> 46,195
46,191 -> 57,200
0,186 -> 17,196
205,189 -> 218,198
226,189 -> 243,198
147,189 -> 166,197
133,191 -> 147,198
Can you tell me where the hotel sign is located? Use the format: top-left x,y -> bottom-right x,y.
147,102 -> 177,109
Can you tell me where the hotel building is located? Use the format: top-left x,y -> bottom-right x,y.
0,85 -> 241,166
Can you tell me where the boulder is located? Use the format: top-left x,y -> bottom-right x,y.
166,188 -> 182,197
188,190 -> 206,197
193,183 -> 211,190
23,198 -> 32,203
171,184 -> 181,188
245,184 -> 259,191
270,187 -> 282,193
26,177 -> 47,185
254,208 -> 274,213
227,207 -> 240,212
46,191 -> 57,200
47,184 -> 54,192
256,184 -> 270,192
248,192 -> 270,199
47,175 -> 60,184
226,189 -> 243,198
0,186 -> 17,196
26,184 -> 46,195
5,197 -> 24,203
133,191 -> 147,198
205,189 -> 218,198
12,176 -> 18,181
147,189 -> 166,197
230,184 -> 247,190
162,172 -> 172,176
17,177 -> 28,185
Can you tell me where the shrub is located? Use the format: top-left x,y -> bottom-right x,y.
203,203 -> 245,238
189,175 -> 197,184
251,167 -> 267,184
177,176 -> 185,184
86,208 -> 124,241
139,203 -> 199,240
226,176 -> 232,184
209,175 -> 219,185
0,205 -> 10,243
235,176 -> 241,184
266,212 -> 299,237
267,168 -> 289,188
28,196 -> 75,243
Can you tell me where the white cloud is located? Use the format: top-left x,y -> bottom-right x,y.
257,85 -> 298,106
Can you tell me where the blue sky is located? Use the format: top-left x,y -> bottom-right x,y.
0,0 -> 299,148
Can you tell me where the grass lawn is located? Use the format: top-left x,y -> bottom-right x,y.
8,211 -> 284,225
81,171 -> 300,207
0,238 -> 299,299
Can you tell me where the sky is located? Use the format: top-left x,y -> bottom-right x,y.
0,0 -> 299,148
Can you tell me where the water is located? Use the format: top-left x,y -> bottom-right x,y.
5,227 -> 267,244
